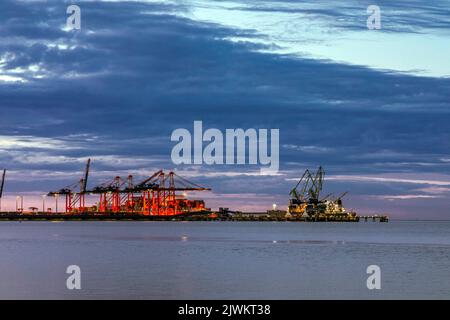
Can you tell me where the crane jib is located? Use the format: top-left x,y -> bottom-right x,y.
0,169 -> 6,198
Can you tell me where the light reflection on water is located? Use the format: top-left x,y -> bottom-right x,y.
0,221 -> 449,299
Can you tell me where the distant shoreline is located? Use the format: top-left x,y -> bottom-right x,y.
0,212 -> 367,222
0,213 -> 447,222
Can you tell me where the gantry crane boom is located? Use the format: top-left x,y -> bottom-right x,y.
82,158 -> 90,193
0,169 -> 6,199
0,169 -> 5,212
134,170 -> 164,190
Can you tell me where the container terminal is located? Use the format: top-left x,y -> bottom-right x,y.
0,160 -> 388,222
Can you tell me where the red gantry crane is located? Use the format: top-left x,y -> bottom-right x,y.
88,169 -> 210,216
90,175 -> 135,213
137,170 -> 210,216
48,159 -> 210,215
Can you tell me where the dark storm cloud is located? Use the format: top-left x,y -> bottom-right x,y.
0,0 -> 449,217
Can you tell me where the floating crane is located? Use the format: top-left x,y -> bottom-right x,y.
288,166 -> 357,220
289,166 -> 324,203
289,166 -> 325,213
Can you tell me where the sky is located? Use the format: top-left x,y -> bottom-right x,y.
0,0 -> 450,219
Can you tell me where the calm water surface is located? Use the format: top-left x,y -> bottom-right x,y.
0,221 -> 449,299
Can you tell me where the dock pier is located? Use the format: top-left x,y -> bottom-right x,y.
361,215 -> 389,222
0,211 -> 388,222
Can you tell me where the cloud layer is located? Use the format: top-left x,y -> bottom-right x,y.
0,0 -> 449,218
